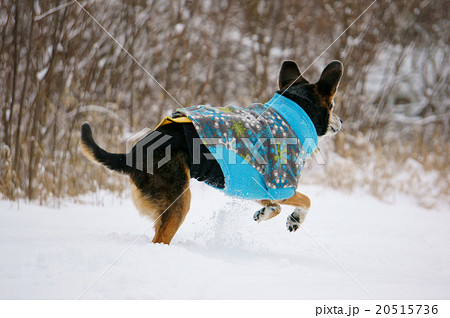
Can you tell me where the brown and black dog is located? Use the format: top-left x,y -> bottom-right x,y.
80,60 -> 343,244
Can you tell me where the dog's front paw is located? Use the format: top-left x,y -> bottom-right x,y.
286,207 -> 308,232
253,206 -> 278,223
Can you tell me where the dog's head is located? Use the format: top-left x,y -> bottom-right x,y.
277,60 -> 343,138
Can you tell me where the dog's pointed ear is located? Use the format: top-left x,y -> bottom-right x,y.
279,60 -> 308,89
317,60 -> 343,99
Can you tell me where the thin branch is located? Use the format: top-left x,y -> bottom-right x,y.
34,1 -> 75,22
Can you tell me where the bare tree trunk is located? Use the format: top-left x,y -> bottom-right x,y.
27,6 -> 61,199
4,1 -> 20,149
14,0 -> 35,175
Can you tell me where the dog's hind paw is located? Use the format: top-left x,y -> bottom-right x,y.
286,207 -> 308,232
253,206 -> 279,223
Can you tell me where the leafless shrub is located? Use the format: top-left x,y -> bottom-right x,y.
0,0 -> 448,207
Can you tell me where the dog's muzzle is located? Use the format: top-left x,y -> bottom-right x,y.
328,113 -> 342,134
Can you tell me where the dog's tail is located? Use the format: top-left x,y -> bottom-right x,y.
80,122 -> 133,175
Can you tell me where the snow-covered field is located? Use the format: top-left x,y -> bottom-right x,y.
1,183 -> 449,299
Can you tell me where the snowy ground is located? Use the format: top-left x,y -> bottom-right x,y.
0,183 -> 449,299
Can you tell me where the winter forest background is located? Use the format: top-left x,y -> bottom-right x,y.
1,0 -> 448,208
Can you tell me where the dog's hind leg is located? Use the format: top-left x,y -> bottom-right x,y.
253,200 -> 281,223
279,191 -> 311,232
130,149 -> 192,245
152,187 -> 191,245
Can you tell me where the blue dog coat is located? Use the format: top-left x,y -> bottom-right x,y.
175,94 -> 318,200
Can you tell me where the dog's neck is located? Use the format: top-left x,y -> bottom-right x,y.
265,93 -> 318,157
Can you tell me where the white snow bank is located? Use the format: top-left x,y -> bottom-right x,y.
0,183 -> 449,299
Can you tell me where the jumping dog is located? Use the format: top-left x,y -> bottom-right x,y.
80,60 -> 343,244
